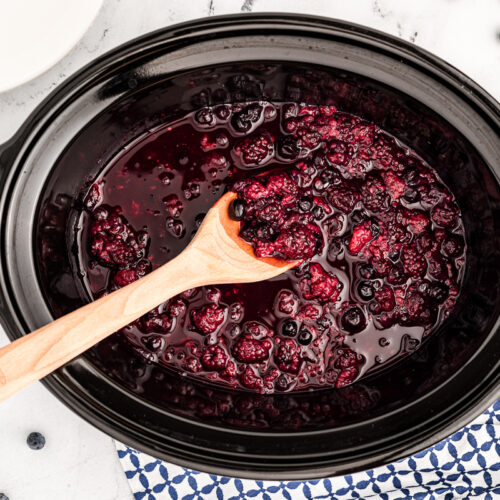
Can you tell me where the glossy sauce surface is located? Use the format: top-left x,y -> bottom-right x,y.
75,102 -> 466,393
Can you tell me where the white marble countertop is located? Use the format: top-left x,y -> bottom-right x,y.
0,1 -> 498,499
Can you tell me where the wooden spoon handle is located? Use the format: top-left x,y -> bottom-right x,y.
0,250 -> 203,402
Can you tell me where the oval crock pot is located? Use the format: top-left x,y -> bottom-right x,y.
0,14 -> 499,479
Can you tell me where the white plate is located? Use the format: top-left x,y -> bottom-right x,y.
0,0 -> 103,93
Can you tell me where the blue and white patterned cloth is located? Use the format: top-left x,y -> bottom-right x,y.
116,399 -> 500,500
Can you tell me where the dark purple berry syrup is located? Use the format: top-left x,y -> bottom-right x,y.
75,101 -> 466,394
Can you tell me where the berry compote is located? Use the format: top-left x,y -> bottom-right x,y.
75,101 -> 466,394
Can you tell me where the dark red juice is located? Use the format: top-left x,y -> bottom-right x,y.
75,101 -> 466,394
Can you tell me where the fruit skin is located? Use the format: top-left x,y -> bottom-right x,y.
298,328 -> 313,345
357,281 -> 374,301
281,320 -> 298,337
340,306 -> 366,334
27,432 -> 46,450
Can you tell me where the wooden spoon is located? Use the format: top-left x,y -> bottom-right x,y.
0,192 -> 298,402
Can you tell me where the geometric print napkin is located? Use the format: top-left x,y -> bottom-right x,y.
116,399 -> 500,500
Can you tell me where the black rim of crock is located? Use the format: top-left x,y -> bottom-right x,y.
0,13 -> 498,479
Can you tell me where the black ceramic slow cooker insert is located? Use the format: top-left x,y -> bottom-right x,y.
0,14 -> 498,479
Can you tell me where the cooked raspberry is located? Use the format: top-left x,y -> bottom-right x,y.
405,211 -> 430,234
352,123 -> 376,145
297,104 -> 320,117
112,259 -> 151,287
371,257 -> 391,277
421,183 -> 451,206
241,180 -> 269,201
240,366 -> 263,390
296,127 -> 322,150
349,221 -> 374,254
371,136 -> 402,170
265,172 -> 299,199
401,245 -> 428,278
206,287 -> 221,303
334,348 -> 365,369
256,202 -> 285,226
361,175 -> 389,212
243,321 -> 271,339
220,361 -> 237,381
234,133 -> 274,166
311,114 -> 338,140
326,185 -> 360,213
168,299 -> 187,317
200,134 -> 218,152
325,139 -> 351,166
375,285 -> 396,312
387,223 -> 410,246
416,231 -> 440,253
404,289 -> 426,318
89,207 -> 149,267
253,240 -> 277,259
299,263 -> 342,303
336,367 -> 360,388
403,288 -> 436,325
201,345 -> 228,371
183,357 -> 202,373
191,304 -> 226,334
431,202 -> 459,228
141,312 -> 173,334
297,304 -> 322,322
275,290 -> 299,315
233,337 -> 270,363
283,117 -> 299,133
275,339 -> 301,374
368,233 -> 390,261
382,171 -> 406,200
273,223 -> 323,260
